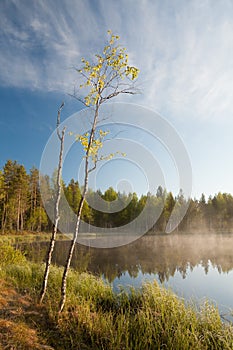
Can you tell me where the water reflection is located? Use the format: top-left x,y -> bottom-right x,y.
18,233 -> 233,282
17,233 -> 233,318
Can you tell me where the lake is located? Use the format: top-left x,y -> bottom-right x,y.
17,233 -> 233,321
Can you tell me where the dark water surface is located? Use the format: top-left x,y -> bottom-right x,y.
17,233 -> 233,320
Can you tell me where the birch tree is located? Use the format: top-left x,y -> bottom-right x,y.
39,102 -> 66,304
59,30 -> 139,312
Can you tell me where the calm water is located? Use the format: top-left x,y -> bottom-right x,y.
18,233 -> 233,320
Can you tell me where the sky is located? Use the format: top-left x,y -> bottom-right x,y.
1,0 -> 233,200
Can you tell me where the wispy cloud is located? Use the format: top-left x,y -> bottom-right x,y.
1,0 -> 233,122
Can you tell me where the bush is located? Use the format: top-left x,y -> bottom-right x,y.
0,243 -> 27,267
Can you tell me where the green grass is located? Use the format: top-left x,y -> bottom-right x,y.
0,232 -> 68,245
0,243 -> 233,349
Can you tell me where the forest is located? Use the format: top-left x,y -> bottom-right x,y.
1,159 -> 233,234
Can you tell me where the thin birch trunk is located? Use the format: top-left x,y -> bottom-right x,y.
39,203 -> 42,232
17,193 -> 20,232
2,202 -> 6,234
39,102 -> 65,304
59,105 -> 99,313
58,31 -> 139,313
20,208 -> 24,231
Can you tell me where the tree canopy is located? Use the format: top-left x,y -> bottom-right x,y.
1,160 -> 233,234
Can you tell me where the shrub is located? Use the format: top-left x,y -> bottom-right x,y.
0,243 -> 27,267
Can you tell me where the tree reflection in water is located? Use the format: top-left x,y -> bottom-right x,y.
18,233 -> 233,283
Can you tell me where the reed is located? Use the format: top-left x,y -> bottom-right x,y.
1,243 -> 233,349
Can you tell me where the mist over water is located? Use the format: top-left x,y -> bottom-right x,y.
19,232 -> 233,320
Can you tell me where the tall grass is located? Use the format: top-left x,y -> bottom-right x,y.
0,243 -> 233,349
0,232 -> 68,245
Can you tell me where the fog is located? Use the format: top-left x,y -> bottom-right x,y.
19,233 -> 233,283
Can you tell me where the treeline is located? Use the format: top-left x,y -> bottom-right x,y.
1,159 -> 233,234
0,160 -> 48,233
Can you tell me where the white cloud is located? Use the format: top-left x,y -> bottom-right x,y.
131,1 -> 233,122
1,0 -> 233,122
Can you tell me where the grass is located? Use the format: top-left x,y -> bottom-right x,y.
0,242 -> 233,349
0,232 -> 68,245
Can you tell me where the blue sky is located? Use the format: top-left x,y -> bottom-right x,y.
1,0 -> 233,199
